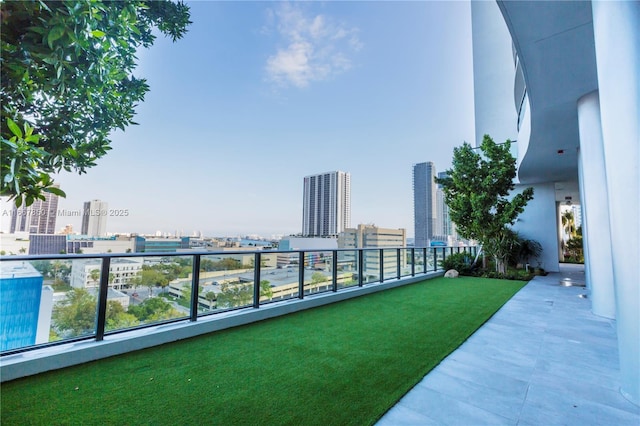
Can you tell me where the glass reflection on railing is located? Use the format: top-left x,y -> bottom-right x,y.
435,248 -> 446,271
382,249 -> 398,281
0,259 -> 98,352
337,250 -> 359,290
193,254 -> 256,312
414,249 -> 426,275
361,249 -> 380,284
303,251 -> 333,296
400,249 -> 413,278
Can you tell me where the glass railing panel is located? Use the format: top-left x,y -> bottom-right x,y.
194,254 -> 255,311
337,250 -> 358,289
427,249 -> 437,271
361,249 -> 380,284
400,249 -> 412,277
258,262 -> 299,305
0,258 -> 98,352
382,249 -> 398,281
105,256 -> 189,332
303,251 -> 334,296
414,249 -> 426,274
435,248 -> 446,271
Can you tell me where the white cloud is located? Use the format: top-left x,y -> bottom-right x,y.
264,2 -> 362,88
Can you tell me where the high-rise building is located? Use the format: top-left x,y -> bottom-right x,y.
435,171 -> 457,243
9,185 -> 60,234
302,171 -> 351,237
413,162 -> 437,247
81,200 -> 108,236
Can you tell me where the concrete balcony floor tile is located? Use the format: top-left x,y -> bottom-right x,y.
376,265 -> 639,426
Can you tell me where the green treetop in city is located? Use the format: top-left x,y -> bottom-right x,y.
1,0 -> 191,205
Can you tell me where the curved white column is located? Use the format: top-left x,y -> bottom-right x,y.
592,0 -> 640,405
576,91 -> 615,319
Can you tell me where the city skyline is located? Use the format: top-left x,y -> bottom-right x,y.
0,1 -> 475,238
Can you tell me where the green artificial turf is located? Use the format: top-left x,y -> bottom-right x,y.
1,277 -> 526,425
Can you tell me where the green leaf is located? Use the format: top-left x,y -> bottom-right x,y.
1,138 -> 18,150
44,186 -> 66,197
91,30 -> 106,38
47,25 -> 66,49
6,119 -> 23,139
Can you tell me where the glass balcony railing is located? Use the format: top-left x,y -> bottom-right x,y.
0,246 -> 477,356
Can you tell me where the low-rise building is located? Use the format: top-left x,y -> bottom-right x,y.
338,224 -> 407,280
70,258 -> 143,290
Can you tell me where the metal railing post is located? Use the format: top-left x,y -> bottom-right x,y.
298,251 -> 305,299
332,251 -> 338,292
358,249 -> 364,286
190,255 -> 201,321
396,249 -> 401,280
253,253 -> 261,308
379,249 -> 384,283
411,248 -> 415,276
432,247 -> 437,272
95,256 -> 111,341
423,248 -> 427,274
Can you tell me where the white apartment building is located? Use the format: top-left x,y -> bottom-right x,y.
473,1 -> 639,404
302,171 -> 351,237
81,200 -> 108,237
70,258 -> 143,290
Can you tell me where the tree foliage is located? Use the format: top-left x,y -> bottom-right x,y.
216,280 -> 272,309
1,0 -> 191,204
436,135 -> 534,272
216,282 -> 253,309
127,297 -> 180,322
131,267 -> 168,297
52,287 -> 181,337
52,287 -> 96,336
200,258 -> 244,272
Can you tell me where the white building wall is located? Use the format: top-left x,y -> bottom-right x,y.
512,182 -> 560,273
36,285 -> 53,344
577,91 -> 615,319
592,0 -> 640,405
0,234 -> 30,255
471,1 -> 518,146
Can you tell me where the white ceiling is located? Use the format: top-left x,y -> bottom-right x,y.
498,1 -> 598,187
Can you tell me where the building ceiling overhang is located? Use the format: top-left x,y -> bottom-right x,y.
497,1 -> 598,185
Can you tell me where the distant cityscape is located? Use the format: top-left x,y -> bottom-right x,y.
0,164 -> 461,256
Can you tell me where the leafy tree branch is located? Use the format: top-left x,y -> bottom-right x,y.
1,0 -> 191,205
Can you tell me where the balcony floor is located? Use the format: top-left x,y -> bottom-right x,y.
377,264 -> 640,425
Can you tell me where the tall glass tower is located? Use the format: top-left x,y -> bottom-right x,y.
413,162 -> 437,248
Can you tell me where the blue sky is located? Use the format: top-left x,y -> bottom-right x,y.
2,1 -> 476,238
